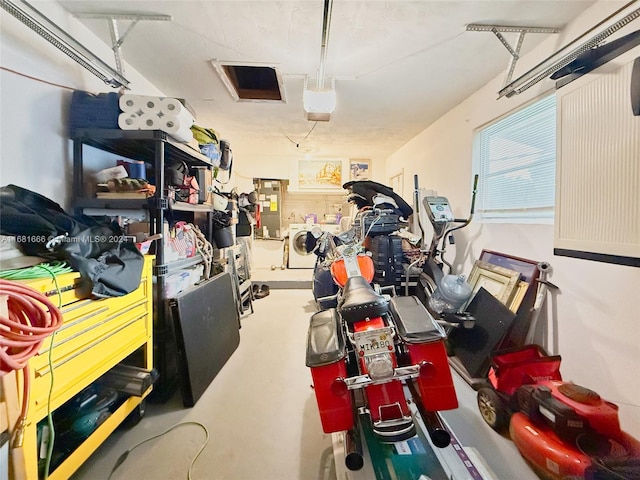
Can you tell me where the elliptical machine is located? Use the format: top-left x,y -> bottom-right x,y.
410,174 -> 479,330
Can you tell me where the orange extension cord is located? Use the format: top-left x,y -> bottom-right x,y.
0,278 -> 64,447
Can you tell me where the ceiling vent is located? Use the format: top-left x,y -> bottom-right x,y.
212,61 -> 287,103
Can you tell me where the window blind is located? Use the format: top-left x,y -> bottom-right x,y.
476,94 -> 556,219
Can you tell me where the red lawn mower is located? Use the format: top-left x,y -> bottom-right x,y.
476,345 -> 640,480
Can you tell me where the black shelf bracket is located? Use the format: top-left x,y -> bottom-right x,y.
152,197 -> 169,210
153,264 -> 169,276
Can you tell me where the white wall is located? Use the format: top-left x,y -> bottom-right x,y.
232,154 -> 385,194
386,1 -> 640,436
0,1 -> 163,208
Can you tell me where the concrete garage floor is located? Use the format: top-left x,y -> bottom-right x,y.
72,288 -> 540,480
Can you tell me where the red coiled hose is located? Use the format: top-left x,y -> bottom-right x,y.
0,279 -> 64,375
1,278 -> 64,454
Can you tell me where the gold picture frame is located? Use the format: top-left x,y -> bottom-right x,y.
467,260 -> 521,307
509,281 -> 530,313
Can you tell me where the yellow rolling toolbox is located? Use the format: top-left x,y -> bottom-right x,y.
4,255 -> 154,480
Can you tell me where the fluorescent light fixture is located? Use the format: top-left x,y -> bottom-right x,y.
303,77 -> 336,121
0,0 -> 130,89
499,0 -> 640,98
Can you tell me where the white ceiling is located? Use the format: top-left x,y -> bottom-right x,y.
58,0 -> 595,167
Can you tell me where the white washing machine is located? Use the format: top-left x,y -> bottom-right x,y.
288,223 -> 317,268
288,223 -> 341,268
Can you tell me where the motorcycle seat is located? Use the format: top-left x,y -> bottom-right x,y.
306,308 -> 346,367
338,276 -> 389,323
389,296 -> 447,343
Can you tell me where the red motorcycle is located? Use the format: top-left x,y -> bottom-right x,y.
305,209 -> 458,470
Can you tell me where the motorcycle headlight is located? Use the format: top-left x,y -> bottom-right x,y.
365,353 -> 394,381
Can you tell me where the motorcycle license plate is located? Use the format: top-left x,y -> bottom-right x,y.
354,327 -> 394,356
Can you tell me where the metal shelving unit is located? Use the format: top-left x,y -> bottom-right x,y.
166,253 -> 204,274
71,128 -> 216,401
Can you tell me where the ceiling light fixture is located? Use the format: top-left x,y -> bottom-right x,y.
497,0 -> 640,98
304,0 -> 336,121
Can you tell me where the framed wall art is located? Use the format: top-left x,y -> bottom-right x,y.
349,159 -> 370,181
298,160 -> 343,189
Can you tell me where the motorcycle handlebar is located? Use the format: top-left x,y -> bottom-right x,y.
313,209 -> 380,261
470,173 -> 479,215
446,173 -> 479,230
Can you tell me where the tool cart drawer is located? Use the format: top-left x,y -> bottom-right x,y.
20,256 -> 154,420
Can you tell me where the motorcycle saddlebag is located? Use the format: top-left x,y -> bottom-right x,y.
306,309 -> 353,433
356,213 -> 404,236
389,296 -> 458,411
369,235 -> 404,289
312,264 -> 339,310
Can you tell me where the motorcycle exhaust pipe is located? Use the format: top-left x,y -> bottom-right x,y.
407,380 -> 451,448
422,410 -> 451,449
344,427 -> 364,471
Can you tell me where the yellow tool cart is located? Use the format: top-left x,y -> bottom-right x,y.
3,255 -> 154,480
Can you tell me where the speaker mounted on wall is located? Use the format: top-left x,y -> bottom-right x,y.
632,56 -> 640,116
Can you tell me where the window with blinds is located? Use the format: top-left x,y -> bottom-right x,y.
475,94 -> 556,220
